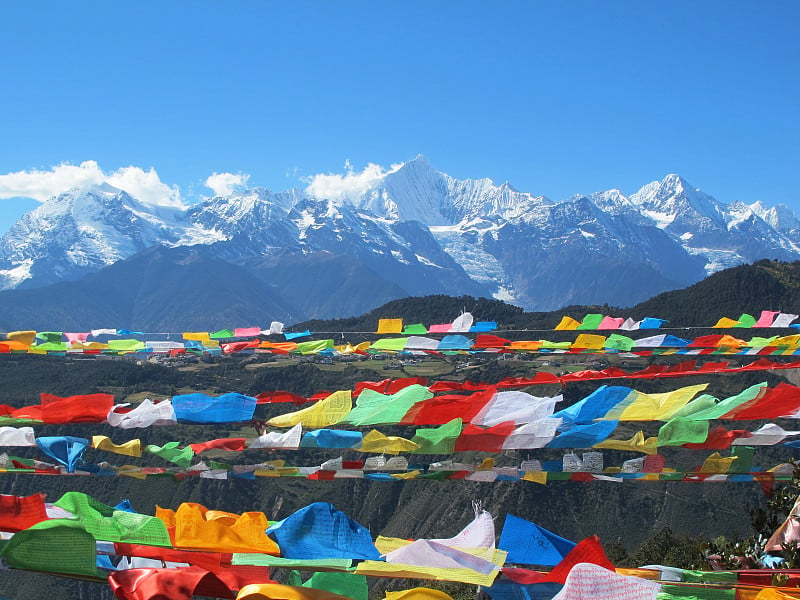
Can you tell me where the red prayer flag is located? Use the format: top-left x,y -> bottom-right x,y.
189,438 -> 247,454
0,493 -> 48,531
539,535 -> 615,583
455,421 -> 515,452
682,426 -> 752,450
255,391 -> 309,405
13,393 -> 114,423
109,566 -> 236,600
724,383 -> 800,420
473,334 -> 511,348
402,388 -> 495,425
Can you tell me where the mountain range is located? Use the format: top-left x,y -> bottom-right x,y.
0,155 -> 798,325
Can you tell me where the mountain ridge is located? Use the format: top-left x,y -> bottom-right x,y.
1,156 -> 799,311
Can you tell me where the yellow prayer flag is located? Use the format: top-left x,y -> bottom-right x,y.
172,503 -> 279,554
572,334 -> 607,349
376,319 -> 403,334
385,588 -> 454,600
391,470 -> 422,480
354,560 -> 499,587
5,331 -> 36,346
713,317 -> 739,328
117,468 -> 147,480
554,316 -> 580,330
615,568 -> 661,580
606,384 -> 708,421
237,583 -> 355,600
475,458 -> 495,471
374,536 -> 506,565
358,430 -> 419,454
594,431 -> 659,454
254,469 -> 281,478
156,505 -> 176,528
92,435 -> 142,457
716,334 -> 746,347
700,452 -> 738,474
508,341 -> 542,351
267,390 -> 352,428
522,471 -> 548,484
183,332 -> 211,341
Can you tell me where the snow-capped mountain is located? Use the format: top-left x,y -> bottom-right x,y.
0,184 -> 188,289
0,156 -> 798,314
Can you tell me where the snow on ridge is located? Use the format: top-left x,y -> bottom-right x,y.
0,259 -> 33,289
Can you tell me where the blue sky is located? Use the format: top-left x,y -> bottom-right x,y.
0,1 -> 797,232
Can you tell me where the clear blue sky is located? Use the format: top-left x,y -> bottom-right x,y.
0,1 -> 797,230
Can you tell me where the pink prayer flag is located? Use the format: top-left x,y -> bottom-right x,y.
597,317 -> 624,330
234,327 -> 262,337
428,324 -> 451,333
65,332 -> 90,343
755,311 -> 779,327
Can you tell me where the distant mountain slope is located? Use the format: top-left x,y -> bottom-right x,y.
0,245 -> 473,331
0,156 -> 798,311
295,259 -> 800,332
0,252 -> 796,332
630,259 -> 800,326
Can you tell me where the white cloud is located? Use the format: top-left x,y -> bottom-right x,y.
304,160 -> 400,202
204,172 -> 251,196
106,166 -> 183,207
0,161 -> 184,207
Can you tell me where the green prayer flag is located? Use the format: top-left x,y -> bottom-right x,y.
343,385 -> 432,426
733,314 -> 756,328
0,520 -> 104,578
540,341 -> 572,349
209,460 -> 233,471
728,446 -> 754,473
749,336 -> 778,347
302,571 -> 368,600
412,418 -> 463,454
658,418 -> 709,446
370,337 -> 409,352
145,441 -> 194,467
605,334 -> 634,351
108,339 -> 145,351
576,314 -> 604,330
686,383 -> 766,421
670,395 -> 720,419
35,331 -> 63,343
210,329 -> 235,339
295,339 -> 334,354
34,342 -> 68,351
54,492 -> 171,546
402,324 -> 428,334
680,571 -> 737,584
658,583 -> 735,600
417,470 -> 452,480
232,554 -> 353,569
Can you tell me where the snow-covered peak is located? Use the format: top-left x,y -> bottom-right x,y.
631,174 -> 697,206
371,155 -> 451,224
443,174 -> 549,223
630,174 -> 725,230
750,201 -> 800,233
588,189 -> 635,215
301,155 -> 451,225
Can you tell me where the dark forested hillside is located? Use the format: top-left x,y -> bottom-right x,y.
294,260 -> 800,332
629,259 -> 800,325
